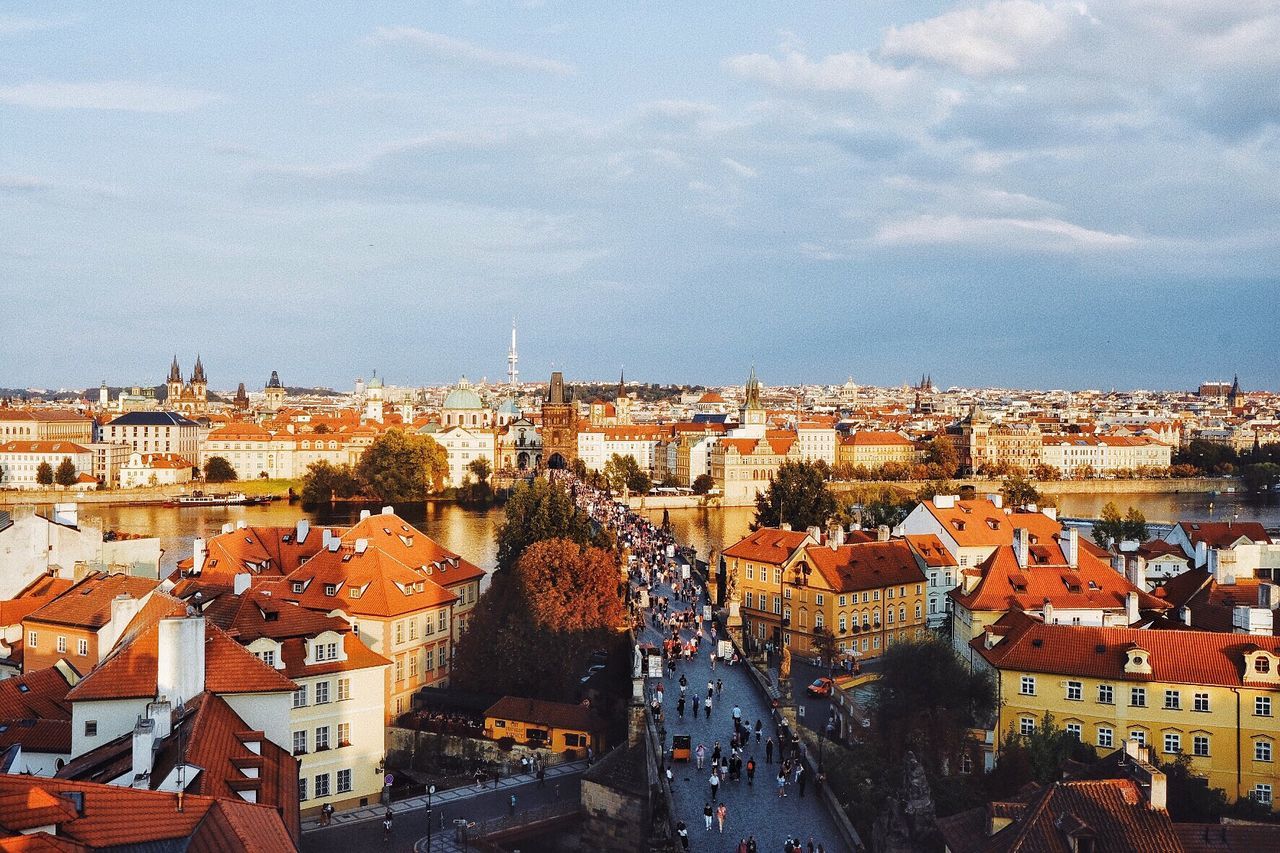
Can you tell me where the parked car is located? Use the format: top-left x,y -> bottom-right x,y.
806,677 -> 834,697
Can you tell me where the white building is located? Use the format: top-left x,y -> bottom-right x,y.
576,426 -> 663,474
100,412 -> 199,461
118,452 -> 195,489
0,441 -> 94,488
795,422 -> 838,466
434,425 -> 496,488
1039,434 -> 1172,476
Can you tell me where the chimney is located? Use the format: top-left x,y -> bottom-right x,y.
1148,767 -> 1167,811
236,519 -> 247,530
780,522 -> 792,531
146,699 -> 172,740
1066,528 -> 1079,569
295,519 -> 310,544
806,525 -> 823,544
877,525 -> 890,542
1042,506 -> 1058,521
359,509 -> 372,521
101,594 -> 143,658
1043,600 -> 1054,624
321,528 -> 333,549
233,573 -> 252,596
934,495 -> 957,509
131,716 -> 156,787
53,502 -> 78,528
1015,528 -> 1029,568
1126,591 -> 1139,624
1181,606 -> 1192,627
157,616 -> 205,707
1128,557 -> 1147,592
1258,583 -> 1277,610
191,538 -> 206,575
1195,541 -> 1208,568
382,506 -> 394,515
354,538 -> 368,554
827,523 -> 844,550
221,522 -> 234,535
986,494 -> 1003,509
328,536 -> 340,553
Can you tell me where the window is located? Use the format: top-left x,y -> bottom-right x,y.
1130,730 -> 1147,747
838,595 -> 847,607
1097,726 -> 1113,749
315,681 -> 330,704
815,593 -> 825,606
299,777 -> 308,802
784,587 -> 792,601
293,730 -> 307,756
1164,690 -> 1181,710
257,649 -> 276,668
1066,722 -> 1082,740
57,636 -> 66,653
1164,733 -> 1181,754
395,658 -> 404,682
1256,697 -> 1273,717
1098,684 -> 1114,704
77,638 -> 88,656
337,678 -> 350,701
1020,717 -> 1035,736
1253,784 -> 1273,806
1257,657 -> 1273,674
1255,740 -> 1273,762
395,622 -> 404,644
293,686 -> 308,708
338,722 -> 351,747
773,596 -> 781,615
316,726 -> 330,751
438,610 -> 447,632
84,720 -> 97,737
745,591 -> 754,609
839,615 -> 847,633
1130,687 -> 1147,707
1020,676 -> 1036,696
408,619 -> 418,641
873,590 -> 880,601
1066,681 -> 1082,701
27,631 -> 36,648
1193,735 -> 1210,757
745,566 -> 754,581
887,588 -> 894,600
1194,693 -> 1210,713
337,769 -> 352,794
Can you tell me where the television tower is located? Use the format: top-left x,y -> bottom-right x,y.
507,321 -> 519,389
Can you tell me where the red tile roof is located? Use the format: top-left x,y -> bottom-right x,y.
485,696 -> 606,733
24,573 -> 158,631
722,528 -> 811,565
923,499 -> 1063,550
904,534 -> 958,568
974,610 -> 1280,689
804,540 -> 926,592
1172,520 -> 1271,548
0,576 -> 75,628
340,513 -> 485,587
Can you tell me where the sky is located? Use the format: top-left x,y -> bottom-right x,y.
2,1 -> 1278,393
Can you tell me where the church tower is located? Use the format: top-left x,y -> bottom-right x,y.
190,355 -> 208,409
739,366 -> 767,433
98,381 -> 109,411
614,368 -> 632,425
264,370 -> 285,412
365,370 -> 384,423
166,356 -> 183,405
541,371 -> 577,469
1228,375 -> 1243,410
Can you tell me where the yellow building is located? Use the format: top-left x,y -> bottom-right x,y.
483,696 -> 606,756
974,610 -> 1280,810
726,528 -> 929,660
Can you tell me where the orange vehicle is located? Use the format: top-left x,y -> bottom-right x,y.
672,735 -> 691,761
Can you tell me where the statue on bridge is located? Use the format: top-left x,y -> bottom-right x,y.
779,643 -> 792,683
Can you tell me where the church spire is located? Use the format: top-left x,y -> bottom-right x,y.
192,354 -> 206,384
617,367 -> 625,401
168,355 -> 182,383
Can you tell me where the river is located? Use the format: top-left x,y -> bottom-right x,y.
50,490 -> 1279,574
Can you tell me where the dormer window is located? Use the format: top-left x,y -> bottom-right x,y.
349,587 -> 362,599
324,584 -> 338,596
1124,647 -> 1152,676
292,581 -> 305,594
1257,657 -> 1272,674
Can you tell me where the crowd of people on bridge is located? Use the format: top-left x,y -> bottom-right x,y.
553,472 -> 835,853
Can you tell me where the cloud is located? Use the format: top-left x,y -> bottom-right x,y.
364,26 -> 574,75
874,214 -> 1137,250
0,81 -> 217,112
882,1 -> 1096,76
0,15 -> 70,36
722,158 -> 756,178
723,49 -> 915,97
0,175 -> 50,193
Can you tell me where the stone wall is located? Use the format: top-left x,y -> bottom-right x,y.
384,727 -> 579,775
830,476 -> 1226,497
580,775 -> 648,853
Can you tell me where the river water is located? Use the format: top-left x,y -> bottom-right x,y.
51,490 -> 1279,574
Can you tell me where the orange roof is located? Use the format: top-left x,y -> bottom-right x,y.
0,441 -> 91,455
723,528 -> 811,565
924,499 -> 1063,549
485,695 -> 605,733
953,544 -> 1168,616
904,534 -> 958,568
0,664 -> 76,722
1172,520 -> 1271,548
181,524 -> 332,580
804,540 -> 926,592
24,573 -> 158,630
0,576 -> 74,627
66,618 -> 296,702
844,431 -> 914,446
976,609 -> 1280,689
280,546 -> 457,618
696,391 -> 725,404
340,513 -> 485,587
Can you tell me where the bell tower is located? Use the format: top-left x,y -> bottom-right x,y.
166,356 -> 183,406
541,371 -> 577,469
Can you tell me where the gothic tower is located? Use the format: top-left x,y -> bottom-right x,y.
541,371 -> 577,469
166,356 -> 183,404
190,355 -> 208,406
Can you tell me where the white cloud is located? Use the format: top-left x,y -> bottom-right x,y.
882,1 -> 1095,76
364,26 -> 574,75
0,81 -> 217,112
874,214 -> 1137,250
722,158 -> 756,178
0,174 -> 49,192
723,49 -> 915,97
0,15 -> 70,36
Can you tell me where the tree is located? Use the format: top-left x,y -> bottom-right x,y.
691,474 -> 715,495
999,475 -> 1041,509
602,454 -> 650,494
203,456 -> 237,483
313,422 -> 331,434
989,713 -> 1097,797
811,625 -> 838,668
874,638 -> 997,778
1032,464 -> 1061,481
35,461 -> 54,486
495,478 -> 599,572
298,460 -> 363,503
752,460 -> 837,530
1161,755 -> 1228,823
1092,501 -> 1124,547
923,437 -> 959,478
467,456 -> 492,484
356,429 -> 449,503
54,457 -> 77,487
452,538 -> 625,701
1122,506 -> 1149,542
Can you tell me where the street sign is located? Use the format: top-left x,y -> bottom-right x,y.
384,774 -> 394,787
798,705 -> 806,718
681,563 -> 690,580
647,653 -> 664,678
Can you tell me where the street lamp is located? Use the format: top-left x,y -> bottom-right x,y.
426,784 -> 436,850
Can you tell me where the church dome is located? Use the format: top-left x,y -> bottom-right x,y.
497,397 -> 521,417
444,377 -> 483,410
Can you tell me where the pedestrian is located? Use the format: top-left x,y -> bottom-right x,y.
746,757 -> 756,785
666,765 -> 674,786
492,769 -> 500,789
766,738 -> 774,764
707,680 -> 714,698
732,704 -> 742,726
709,771 -> 720,801
703,802 -> 713,831
712,741 -> 721,765
798,768 -> 807,798
737,839 -> 749,853
716,678 -> 723,697
755,720 -> 762,743
692,698 -> 700,719
508,793 -> 516,816
704,695 -> 712,718
382,810 -> 393,842
677,696 -> 685,718
538,765 -> 546,788
716,802 -> 727,833
747,836 -> 758,853
676,820 -> 689,850
776,770 -> 787,798
320,802 -> 334,826
695,743 -> 706,769
793,762 -> 803,786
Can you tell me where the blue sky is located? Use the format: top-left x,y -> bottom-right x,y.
2,1 -> 1278,392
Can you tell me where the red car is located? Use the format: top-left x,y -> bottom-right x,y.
806,677 -> 833,697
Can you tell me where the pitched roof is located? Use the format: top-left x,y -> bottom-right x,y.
923,499 -> 1064,549
1174,823 -> 1280,853
974,609 -> 1280,689
845,430 -> 915,446
0,576 -> 75,627
105,411 -> 198,427
0,663 -> 77,724
1172,521 -> 1271,548
484,696 -> 605,733
722,528 -> 811,565
280,545 -> 457,619
905,534 -> 959,568
24,573 -> 158,630
0,442 -> 92,455
340,513 -> 485,587
803,540 -> 926,592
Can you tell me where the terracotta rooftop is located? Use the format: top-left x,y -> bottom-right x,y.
0,576 -> 75,627
722,528 -> 812,565
24,573 -> 158,631
804,540 -> 926,592
485,695 -> 606,733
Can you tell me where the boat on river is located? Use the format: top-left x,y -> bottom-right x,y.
164,491 -> 270,507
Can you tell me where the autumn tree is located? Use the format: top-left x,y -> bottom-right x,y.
452,538 -> 626,701
811,625 -> 838,669
753,460 -> 837,530
356,429 -> 449,503
36,461 -> 54,486
54,457 -> 78,487
203,456 -> 237,483
495,477 -> 599,572
923,437 -> 960,478
467,457 -> 492,483
603,453 -> 651,494
999,475 -> 1041,509
1093,503 -> 1149,547
691,473 -> 715,495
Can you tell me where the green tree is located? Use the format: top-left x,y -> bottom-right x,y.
923,437 -> 959,478
1092,501 -> 1124,547
811,624 -> 838,669
1122,506 -> 1149,542
298,460 -> 363,503
1000,474 -> 1041,509
203,456 -> 237,483
54,457 -> 78,487
36,461 -> 54,486
356,429 -> 448,503
691,473 -> 715,495
496,478 -> 599,572
467,456 -> 492,483
752,460 -> 838,530
313,422 -> 331,434
602,454 -> 650,494
1240,462 -> 1280,493
1161,755 -> 1228,823
989,713 -> 1097,796
875,638 -> 997,778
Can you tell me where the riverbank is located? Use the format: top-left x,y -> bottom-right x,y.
0,478 -> 299,507
829,476 -> 1230,497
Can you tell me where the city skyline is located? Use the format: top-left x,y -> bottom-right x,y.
3,2 -> 1279,388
